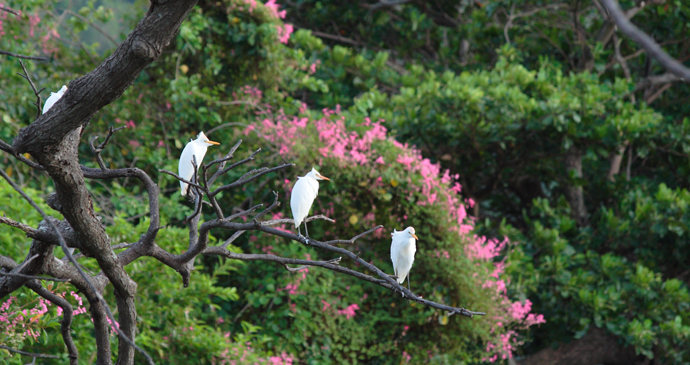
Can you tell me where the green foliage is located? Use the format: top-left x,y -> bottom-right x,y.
496,194 -> 690,363
2,0 -> 690,363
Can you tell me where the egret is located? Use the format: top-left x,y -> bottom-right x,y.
390,227 -> 418,294
178,131 -> 220,196
42,85 -> 68,114
290,167 -> 330,238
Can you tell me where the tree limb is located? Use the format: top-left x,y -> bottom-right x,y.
0,345 -> 59,359
0,50 -> 48,61
600,0 -> 690,81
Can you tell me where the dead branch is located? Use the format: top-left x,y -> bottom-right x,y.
17,60 -> 47,119
0,345 -> 59,359
600,0 -> 690,81
0,50 -> 48,61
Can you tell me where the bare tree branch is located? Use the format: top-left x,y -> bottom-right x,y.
17,60 -> 46,119
0,6 -> 18,15
634,72 -> 682,91
0,345 -> 59,359
210,163 -> 294,196
89,126 -> 126,170
600,0 -> 690,81
0,271 -> 71,282
0,50 -> 48,61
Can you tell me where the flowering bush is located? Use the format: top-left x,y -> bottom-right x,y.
228,89 -> 544,362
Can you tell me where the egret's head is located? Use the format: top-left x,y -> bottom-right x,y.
308,167 -> 330,181
404,227 -> 418,240
58,85 -> 68,94
196,131 -> 220,146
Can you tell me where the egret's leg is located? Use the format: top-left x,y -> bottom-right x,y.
407,275 -> 411,292
297,225 -> 303,238
304,221 -> 310,238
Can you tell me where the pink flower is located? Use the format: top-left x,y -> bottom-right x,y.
277,24 -> 293,44
337,304 -> 359,319
402,351 -> 411,363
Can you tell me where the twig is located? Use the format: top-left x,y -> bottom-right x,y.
600,0 -> 690,81
224,204 -> 263,222
309,30 -> 362,46
89,126 -> 126,170
0,271 -> 71,282
0,50 -> 48,61
260,214 -> 335,228
211,163 -> 294,196
17,60 -> 46,119
365,0 -> 412,12
252,191 -> 280,222
159,169 -> 204,191
205,139 -> 243,169
0,345 -> 59,359
0,6 -> 18,15
504,3 -> 566,44
210,148 -> 262,186
221,230 -> 246,249
284,257 -> 342,272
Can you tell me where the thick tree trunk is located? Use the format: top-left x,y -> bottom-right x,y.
563,146 -> 588,226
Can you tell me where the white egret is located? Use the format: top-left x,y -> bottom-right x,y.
390,227 -> 418,293
178,131 -> 220,196
290,167 -> 330,238
42,85 -> 68,114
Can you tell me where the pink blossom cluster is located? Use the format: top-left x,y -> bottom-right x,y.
468,239 -> 545,362
320,300 -> 360,320
1,290 -> 88,344
235,0 -> 293,44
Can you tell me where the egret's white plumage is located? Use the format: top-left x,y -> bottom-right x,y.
178,131 -> 220,196
290,167 -> 330,237
42,85 -> 68,114
390,227 -> 418,291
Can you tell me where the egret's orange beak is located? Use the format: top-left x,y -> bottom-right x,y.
412,234 -> 419,240
207,140 -> 220,145
318,174 -> 330,181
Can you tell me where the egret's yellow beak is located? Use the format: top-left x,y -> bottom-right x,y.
207,140 -> 220,145
412,234 -> 419,240
318,174 -> 330,181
